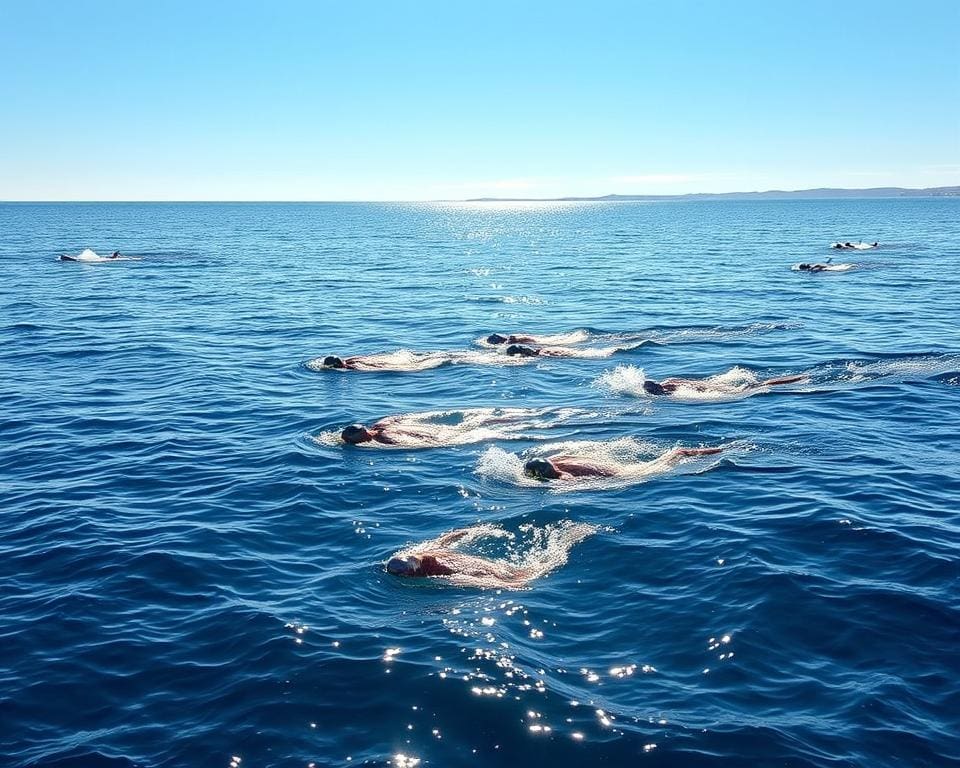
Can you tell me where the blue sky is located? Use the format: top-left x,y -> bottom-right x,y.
1,0 -> 958,200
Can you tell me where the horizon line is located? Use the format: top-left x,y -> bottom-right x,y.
1,183 -> 958,204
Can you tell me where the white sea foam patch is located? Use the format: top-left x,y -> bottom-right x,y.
595,364 -> 650,397
475,437 -> 730,493
313,430 -> 341,446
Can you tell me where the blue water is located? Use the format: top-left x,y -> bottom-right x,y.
1,200 -> 959,768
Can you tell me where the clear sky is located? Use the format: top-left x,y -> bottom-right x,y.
1,0 -> 958,200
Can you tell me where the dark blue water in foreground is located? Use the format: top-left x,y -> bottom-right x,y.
2,200 -> 959,768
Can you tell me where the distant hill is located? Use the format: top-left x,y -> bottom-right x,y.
465,186 -> 960,202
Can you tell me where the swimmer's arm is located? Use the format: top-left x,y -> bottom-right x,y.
433,528 -> 475,547
668,446 -> 724,460
759,375 -> 808,387
373,430 -> 398,445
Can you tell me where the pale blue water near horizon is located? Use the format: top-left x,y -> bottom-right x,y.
1,199 -> 959,768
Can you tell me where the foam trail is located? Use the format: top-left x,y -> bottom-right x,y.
835,354 -> 960,387
646,322 -> 797,344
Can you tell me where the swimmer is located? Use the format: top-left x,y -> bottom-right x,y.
642,373 -> 807,396
313,351 -> 459,372
504,343 -> 639,359
385,522 -> 597,589
523,445 -> 724,482
317,354 -> 378,371
110,251 -> 122,259
797,263 -> 828,272
487,333 -> 539,345
338,407 -> 559,447
310,347 -> 530,373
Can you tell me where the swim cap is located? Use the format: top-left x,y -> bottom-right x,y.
323,355 -> 345,368
642,380 -> 668,396
506,344 -> 538,357
487,333 -> 509,345
386,555 -> 420,576
341,423 -> 371,444
524,458 -> 559,481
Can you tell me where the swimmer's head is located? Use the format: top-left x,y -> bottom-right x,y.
341,423 -> 373,444
386,554 -> 422,576
487,333 -> 509,345
506,344 -> 538,357
323,355 -> 346,369
797,263 -> 811,271
642,380 -> 668,396
523,458 -> 560,481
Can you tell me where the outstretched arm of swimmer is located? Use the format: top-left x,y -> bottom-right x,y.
432,528 -> 476,547
651,446 -> 723,467
671,446 -> 724,458
757,375 -> 808,388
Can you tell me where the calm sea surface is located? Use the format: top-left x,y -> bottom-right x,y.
1,200 -> 958,768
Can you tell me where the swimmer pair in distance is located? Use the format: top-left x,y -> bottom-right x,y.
831,241 -> 878,250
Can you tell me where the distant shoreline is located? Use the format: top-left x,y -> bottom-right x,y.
461,186 -> 960,202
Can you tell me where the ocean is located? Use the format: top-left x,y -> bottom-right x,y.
1,199 -> 958,767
